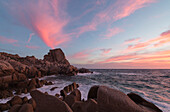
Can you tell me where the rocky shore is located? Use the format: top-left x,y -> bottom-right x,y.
0,83 -> 162,112
0,48 -> 91,99
0,48 -> 163,112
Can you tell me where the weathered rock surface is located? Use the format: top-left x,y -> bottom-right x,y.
30,90 -> 73,112
72,99 -> 97,112
0,48 -> 90,99
127,92 -> 162,112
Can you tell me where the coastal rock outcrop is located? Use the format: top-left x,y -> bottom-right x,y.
0,48 -> 91,99
30,90 -> 73,112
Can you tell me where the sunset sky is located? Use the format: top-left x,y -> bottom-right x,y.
0,0 -> 170,69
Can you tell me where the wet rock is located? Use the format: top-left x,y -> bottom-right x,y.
127,92 -> 162,112
55,93 -> 60,97
28,98 -> 36,110
78,68 -> 92,73
72,99 -> 97,112
87,85 -> 99,100
50,87 -> 58,91
9,104 -> 21,112
45,81 -> 53,85
31,90 -> 73,112
15,89 -> 22,95
64,86 -> 70,93
64,89 -> 81,107
22,97 -> 28,104
0,103 -> 10,111
72,82 -> 77,89
68,84 -> 74,92
19,103 -> 34,112
9,96 -> 23,106
60,90 -> 67,99
97,86 -> 144,112
0,90 -> 13,99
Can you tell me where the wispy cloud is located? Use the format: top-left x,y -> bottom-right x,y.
100,48 -> 112,54
103,27 -> 123,39
124,30 -> 170,53
0,36 -> 18,44
76,0 -> 155,37
27,33 -> 35,43
25,45 -> 40,50
124,37 -> 141,44
5,0 -> 70,49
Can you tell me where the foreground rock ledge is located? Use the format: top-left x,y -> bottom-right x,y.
6,85 -> 162,112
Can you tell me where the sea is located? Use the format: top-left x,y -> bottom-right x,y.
0,69 -> 170,112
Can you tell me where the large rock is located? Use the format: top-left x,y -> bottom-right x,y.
87,85 -> 99,100
44,48 -> 69,64
31,90 -> 73,112
19,103 -> 34,112
9,104 -> 22,112
127,92 -> 162,112
72,99 -> 97,112
78,68 -> 92,73
64,89 -> 81,107
97,86 -> 145,112
0,90 -> 13,99
0,60 -> 15,76
0,103 -> 10,111
9,96 -> 23,106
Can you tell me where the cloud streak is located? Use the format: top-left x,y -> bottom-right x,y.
0,36 -> 18,44
5,0 -> 70,49
103,27 -> 123,39
76,0 -> 155,37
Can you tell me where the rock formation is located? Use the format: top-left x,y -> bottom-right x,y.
0,48 -> 90,99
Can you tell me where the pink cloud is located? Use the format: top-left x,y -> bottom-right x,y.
103,27 -> 123,39
6,0 -> 70,49
27,33 -> 35,43
25,45 -> 40,50
124,29 -> 170,52
100,48 -> 112,54
0,36 -> 18,44
71,51 -> 89,59
124,37 -> 141,44
76,0 -> 155,37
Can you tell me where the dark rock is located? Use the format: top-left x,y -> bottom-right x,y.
28,98 -> 36,110
127,92 -> 162,112
0,60 -> 15,76
55,93 -> 60,97
68,85 -> 74,92
78,68 -> 92,73
30,90 -> 73,112
50,87 -> 58,91
9,96 -> 23,106
19,103 -> 34,112
97,86 -> 144,112
60,90 -> 67,99
72,99 -> 97,112
22,97 -> 28,104
0,103 -> 10,111
64,89 -> 81,107
44,48 -> 69,64
87,85 -> 99,100
9,104 -> 21,112
64,86 -> 70,93
0,90 -> 13,99
15,89 -> 22,95
72,82 -> 77,89
45,81 -> 53,85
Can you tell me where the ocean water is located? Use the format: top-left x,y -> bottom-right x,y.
0,69 -> 170,112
